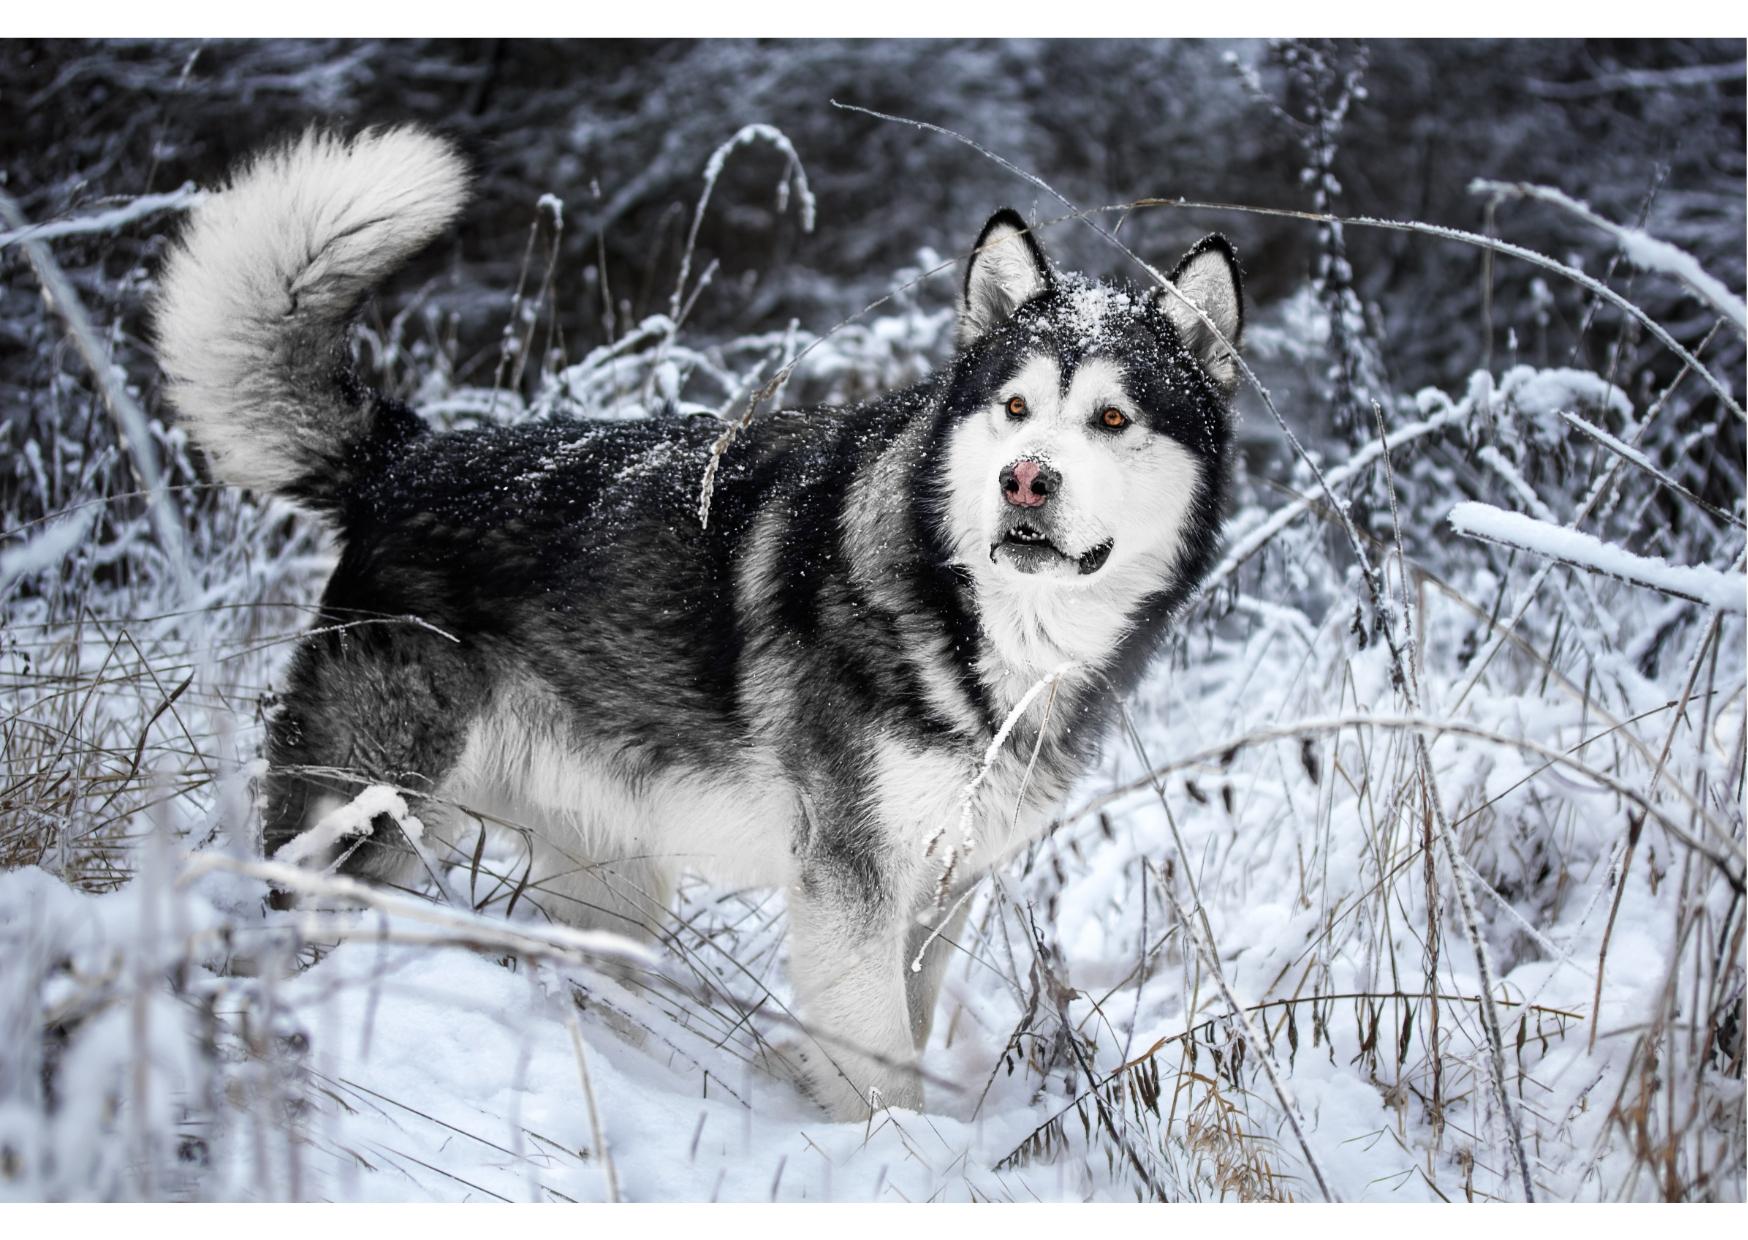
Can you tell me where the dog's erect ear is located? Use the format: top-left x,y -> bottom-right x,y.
959,208 -> 1051,346
1161,235 -> 1244,396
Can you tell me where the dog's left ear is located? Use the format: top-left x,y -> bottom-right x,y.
1160,235 -> 1244,396
959,208 -> 1052,346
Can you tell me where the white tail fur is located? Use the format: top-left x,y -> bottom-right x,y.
153,127 -> 469,496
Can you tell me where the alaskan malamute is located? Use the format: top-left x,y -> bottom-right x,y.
154,127 -> 1243,1118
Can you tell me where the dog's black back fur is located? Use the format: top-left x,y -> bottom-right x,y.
267,268 -> 1235,876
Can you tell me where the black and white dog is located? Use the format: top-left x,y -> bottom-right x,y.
155,128 -> 1242,1118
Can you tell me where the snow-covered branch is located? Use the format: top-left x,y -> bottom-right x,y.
1470,178 -> 1746,333
1448,500 -> 1746,613
0,184 -> 202,251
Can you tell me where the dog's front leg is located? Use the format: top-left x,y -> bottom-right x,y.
785,867 -> 921,1119
905,895 -> 972,1050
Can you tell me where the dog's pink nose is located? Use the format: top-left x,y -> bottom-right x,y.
1000,458 -> 1057,508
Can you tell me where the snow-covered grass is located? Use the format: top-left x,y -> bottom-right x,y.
2,134 -> 1744,1203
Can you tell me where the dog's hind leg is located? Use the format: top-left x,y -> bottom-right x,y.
263,624 -> 485,884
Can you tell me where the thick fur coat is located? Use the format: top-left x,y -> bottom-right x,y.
154,127 -> 1244,1118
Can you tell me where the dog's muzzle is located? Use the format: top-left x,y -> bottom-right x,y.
991,517 -> 1114,576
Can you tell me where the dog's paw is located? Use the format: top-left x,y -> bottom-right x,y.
769,1039 -> 919,1121
770,1039 -> 870,1121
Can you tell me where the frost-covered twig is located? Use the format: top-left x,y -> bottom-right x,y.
0,188 -> 192,600
0,508 -> 98,592
923,660 -> 1074,908
1560,411 -> 1744,529
179,853 -> 660,969
1477,446 -> 1559,525
0,184 -> 202,251
656,125 -> 811,528
669,123 -> 815,326
270,784 -> 424,868
1470,178 -> 1746,333
487,193 -> 564,419
564,1002 -> 619,1202
1448,501 -> 1747,613
1525,59 -> 1746,99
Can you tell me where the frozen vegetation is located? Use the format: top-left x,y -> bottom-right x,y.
1,38 -> 1744,1201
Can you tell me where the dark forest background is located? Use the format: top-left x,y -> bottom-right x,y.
4,38 -> 1742,402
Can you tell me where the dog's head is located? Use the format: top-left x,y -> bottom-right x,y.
936,209 -> 1241,660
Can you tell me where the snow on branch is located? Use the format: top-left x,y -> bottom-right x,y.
0,184 -> 203,251
1471,179 -> 1747,333
1526,59 -> 1746,99
1560,411 -> 1744,529
182,853 -> 660,970
0,507 -> 96,591
0,186 -> 193,598
670,123 -> 815,323
271,784 -> 422,866
1448,500 -> 1746,613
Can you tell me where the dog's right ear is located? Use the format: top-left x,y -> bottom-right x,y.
959,208 -> 1051,346
1160,235 -> 1244,396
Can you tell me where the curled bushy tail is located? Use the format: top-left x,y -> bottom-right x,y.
154,127 -> 469,502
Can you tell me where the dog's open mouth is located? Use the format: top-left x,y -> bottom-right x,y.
992,522 -> 1115,576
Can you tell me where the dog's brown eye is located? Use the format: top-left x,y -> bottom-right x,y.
1100,407 -> 1129,429
1006,395 -> 1027,417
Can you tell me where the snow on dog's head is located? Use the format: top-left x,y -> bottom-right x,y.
936,209 -> 1242,664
